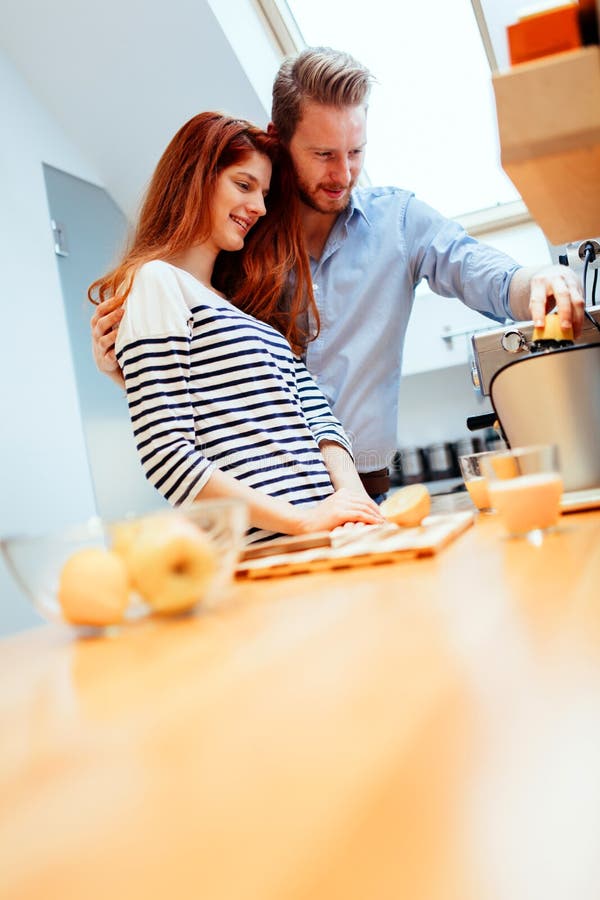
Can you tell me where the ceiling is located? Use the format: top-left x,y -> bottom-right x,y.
2,0 -> 273,219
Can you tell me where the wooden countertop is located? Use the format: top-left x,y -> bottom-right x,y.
2,499 -> 600,900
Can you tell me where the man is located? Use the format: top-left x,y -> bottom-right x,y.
92,47 -> 584,499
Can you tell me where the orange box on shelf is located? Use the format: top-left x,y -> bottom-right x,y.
507,3 -> 582,65
492,46 -> 600,243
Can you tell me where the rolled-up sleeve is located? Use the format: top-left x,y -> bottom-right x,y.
404,195 -> 521,322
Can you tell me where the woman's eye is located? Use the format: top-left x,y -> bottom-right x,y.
236,182 -> 250,191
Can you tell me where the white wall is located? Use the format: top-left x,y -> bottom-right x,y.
1,0 -> 273,222
0,51 -> 100,634
206,0 -> 281,117
398,364 -> 491,449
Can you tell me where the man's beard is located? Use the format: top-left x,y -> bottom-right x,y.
296,177 -> 353,215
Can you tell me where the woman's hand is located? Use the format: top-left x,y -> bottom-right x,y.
90,297 -> 126,389
293,488 -> 384,534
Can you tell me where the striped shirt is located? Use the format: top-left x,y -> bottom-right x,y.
115,260 -> 353,542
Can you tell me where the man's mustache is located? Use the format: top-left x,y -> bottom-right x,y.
319,183 -> 351,191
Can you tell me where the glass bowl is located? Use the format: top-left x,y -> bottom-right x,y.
1,499 -> 248,633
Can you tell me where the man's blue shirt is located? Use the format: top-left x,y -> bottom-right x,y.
304,187 -> 520,471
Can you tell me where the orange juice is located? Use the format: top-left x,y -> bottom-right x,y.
465,476 -> 491,511
488,472 -> 563,534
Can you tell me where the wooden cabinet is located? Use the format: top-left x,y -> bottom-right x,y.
493,46 -> 600,244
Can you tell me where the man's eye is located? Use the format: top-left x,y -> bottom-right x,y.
316,152 -> 331,159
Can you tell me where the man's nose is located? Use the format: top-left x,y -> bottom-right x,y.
329,157 -> 351,186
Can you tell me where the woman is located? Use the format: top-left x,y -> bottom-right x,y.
89,112 -> 382,542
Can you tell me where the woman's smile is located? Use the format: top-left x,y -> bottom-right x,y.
230,213 -> 253,234
209,151 -> 272,253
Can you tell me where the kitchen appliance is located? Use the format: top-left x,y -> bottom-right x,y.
488,343 -> 600,491
468,237 -> 600,494
471,304 -> 600,396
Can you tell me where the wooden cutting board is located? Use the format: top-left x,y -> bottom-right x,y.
236,511 -> 474,579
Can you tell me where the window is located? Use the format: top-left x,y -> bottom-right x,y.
274,0 -> 522,220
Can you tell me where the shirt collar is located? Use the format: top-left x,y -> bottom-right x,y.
346,190 -> 371,227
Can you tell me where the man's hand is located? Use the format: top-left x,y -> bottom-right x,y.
509,264 -> 585,337
90,297 -> 125,389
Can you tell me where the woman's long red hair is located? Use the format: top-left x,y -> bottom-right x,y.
88,112 -> 317,355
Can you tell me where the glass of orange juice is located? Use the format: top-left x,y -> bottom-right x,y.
479,444 -> 563,537
458,450 -> 503,513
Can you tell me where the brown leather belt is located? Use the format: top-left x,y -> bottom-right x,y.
358,467 -> 390,498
